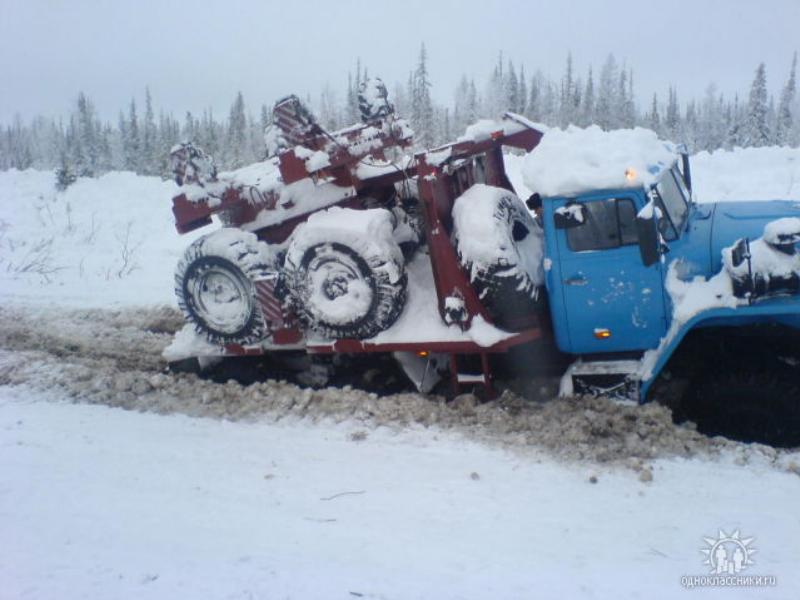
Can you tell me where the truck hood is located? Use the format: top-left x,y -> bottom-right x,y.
709,200 -> 800,272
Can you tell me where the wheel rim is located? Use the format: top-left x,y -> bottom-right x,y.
305,247 -> 374,326
189,264 -> 253,334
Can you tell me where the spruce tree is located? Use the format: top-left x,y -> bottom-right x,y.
743,62 -> 770,147
596,54 -> 618,130
411,43 -> 434,148
776,53 -> 796,146
518,65 -> 527,116
142,87 -> 157,174
126,99 -> 140,172
665,86 -> 681,139
580,68 -> 595,126
227,91 -> 248,169
648,93 -> 661,133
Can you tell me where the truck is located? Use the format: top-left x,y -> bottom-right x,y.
164,79 -> 800,446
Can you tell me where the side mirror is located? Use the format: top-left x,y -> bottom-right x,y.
554,203 -> 587,229
681,152 -> 692,194
636,213 -> 660,267
730,238 -> 751,268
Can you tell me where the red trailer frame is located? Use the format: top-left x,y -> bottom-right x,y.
170,108 -> 545,396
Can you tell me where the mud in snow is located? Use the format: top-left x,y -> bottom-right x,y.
0,304 -> 794,473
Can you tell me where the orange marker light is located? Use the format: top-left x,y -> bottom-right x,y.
417,350 -> 429,358
594,328 -> 612,339
625,168 -> 637,181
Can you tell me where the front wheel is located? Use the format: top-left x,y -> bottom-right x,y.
685,373 -> 800,447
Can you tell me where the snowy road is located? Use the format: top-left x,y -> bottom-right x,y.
2,152 -> 800,598
2,385 -> 799,599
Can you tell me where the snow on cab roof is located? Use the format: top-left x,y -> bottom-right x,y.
522,125 -> 679,198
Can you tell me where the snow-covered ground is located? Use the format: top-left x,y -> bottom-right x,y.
2,386 -> 798,600
0,169 -> 202,307
1,146 -> 800,598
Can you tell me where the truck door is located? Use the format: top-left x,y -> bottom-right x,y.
555,194 -> 667,353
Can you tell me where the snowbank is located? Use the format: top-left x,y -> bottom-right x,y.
0,169 -> 203,307
521,125 -> 678,197
691,145 -> 800,202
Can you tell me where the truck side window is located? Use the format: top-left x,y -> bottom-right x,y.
566,198 -> 638,252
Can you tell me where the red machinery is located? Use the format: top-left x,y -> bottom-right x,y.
169,84 -> 545,396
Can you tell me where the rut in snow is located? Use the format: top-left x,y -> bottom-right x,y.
0,304 -> 793,470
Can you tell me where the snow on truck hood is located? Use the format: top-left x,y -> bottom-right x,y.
521,125 -> 678,198
709,199 -> 800,272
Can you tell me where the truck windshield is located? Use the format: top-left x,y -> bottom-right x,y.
654,169 -> 688,239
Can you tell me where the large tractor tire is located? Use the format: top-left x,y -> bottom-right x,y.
284,208 -> 407,340
452,184 -> 545,327
175,229 -> 277,345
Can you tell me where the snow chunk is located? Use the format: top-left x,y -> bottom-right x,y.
458,114 -> 544,143
287,207 -> 404,285
555,204 -> 585,223
163,324 -> 225,362
763,217 -> 800,246
522,125 -> 678,197
360,253 -> 514,348
305,150 -> 331,172
468,314 -> 514,346
723,218 -> 800,287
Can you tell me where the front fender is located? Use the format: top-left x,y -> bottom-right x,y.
637,299 -> 800,401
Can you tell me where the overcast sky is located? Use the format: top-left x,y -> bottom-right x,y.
2,0 -> 798,124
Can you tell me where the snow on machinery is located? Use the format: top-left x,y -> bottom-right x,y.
521,125 -> 800,444
165,79 -> 800,444
167,78 -> 546,395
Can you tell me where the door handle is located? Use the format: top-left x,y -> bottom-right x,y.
563,276 -> 587,286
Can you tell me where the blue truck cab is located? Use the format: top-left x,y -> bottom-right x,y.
537,151 -> 800,401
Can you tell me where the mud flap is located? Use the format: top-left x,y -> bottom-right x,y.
393,352 -> 447,393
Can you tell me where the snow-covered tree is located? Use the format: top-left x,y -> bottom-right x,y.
125,99 -> 140,172
527,72 -> 542,121
742,63 -> 771,147
579,68 -> 595,126
776,53 -> 796,146
559,52 -> 576,126
227,91 -> 248,168
142,88 -> 157,174
505,60 -> 519,115
665,86 -> 681,140
648,93 -> 661,133
410,43 -> 434,148
596,54 -> 618,130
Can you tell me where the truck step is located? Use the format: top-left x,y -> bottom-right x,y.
456,373 -> 487,384
569,359 -> 640,376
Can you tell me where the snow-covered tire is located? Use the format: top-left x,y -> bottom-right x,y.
452,184 -> 545,326
284,208 -> 407,339
175,229 -> 277,345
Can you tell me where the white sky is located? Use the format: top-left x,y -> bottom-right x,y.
1,0 -> 798,123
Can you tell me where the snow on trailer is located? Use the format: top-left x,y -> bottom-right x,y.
166,83 -> 546,395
